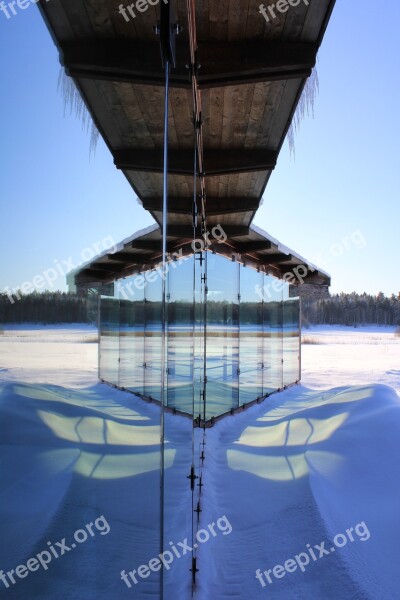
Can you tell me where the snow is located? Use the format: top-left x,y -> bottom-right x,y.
302,325 -> 400,395
0,324 -> 399,599
197,384 -> 400,600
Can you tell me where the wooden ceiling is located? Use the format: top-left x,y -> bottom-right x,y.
39,0 -> 335,285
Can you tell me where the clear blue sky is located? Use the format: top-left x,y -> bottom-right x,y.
0,0 -> 399,296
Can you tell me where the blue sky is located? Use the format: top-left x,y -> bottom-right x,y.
0,0 -> 399,296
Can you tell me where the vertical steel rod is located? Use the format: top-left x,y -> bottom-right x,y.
160,58 -> 170,600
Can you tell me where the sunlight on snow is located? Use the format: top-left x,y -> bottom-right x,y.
227,449 -> 342,481
74,449 -> 176,479
37,410 -> 160,446
234,413 -> 349,447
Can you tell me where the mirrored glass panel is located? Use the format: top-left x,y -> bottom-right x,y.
99,295 -> 120,386
283,285 -> 300,387
206,253 -> 239,420
262,274 -> 283,394
239,265 -> 264,404
193,250 -> 206,422
144,271 -> 163,402
167,256 -> 194,414
118,276 -> 145,396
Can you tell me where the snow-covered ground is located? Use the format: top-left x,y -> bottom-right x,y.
0,324 -> 399,599
302,325 -> 400,395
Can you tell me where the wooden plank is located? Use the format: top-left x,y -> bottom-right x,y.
61,0 -> 96,38
115,84 -> 155,147
37,1 -> 75,41
252,170 -> 272,198
244,82 -> 269,148
83,0 -> 115,36
228,0 -> 249,42
232,85 -> 255,147
255,80 -> 287,148
266,78 -> 303,149
204,87 -> 224,149
301,0 -> 334,43
77,79 -> 125,147
169,88 -> 194,149
259,0 -> 287,41
281,0 -> 309,41
208,0 -> 229,41
195,0 -> 210,40
245,0 -> 269,40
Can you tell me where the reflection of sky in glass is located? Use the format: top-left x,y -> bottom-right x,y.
207,254 -> 239,304
168,257 -> 194,302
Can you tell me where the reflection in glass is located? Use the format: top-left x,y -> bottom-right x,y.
144,272 -> 163,402
193,250 -> 206,422
262,274 -> 283,394
119,276 -> 145,396
283,285 -> 300,387
239,266 -> 264,404
99,296 -> 120,386
206,254 -> 239,420
98,254 -> 301,419
167,257 -> 194,413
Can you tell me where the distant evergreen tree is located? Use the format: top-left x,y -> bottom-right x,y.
302,292 -> 400,327
1,290 -> 399,328
0,291 -> 89,324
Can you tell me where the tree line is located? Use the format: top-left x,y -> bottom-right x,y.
0,291 -> 92,324
302,292 -> 400,327
1,290 -> 399,327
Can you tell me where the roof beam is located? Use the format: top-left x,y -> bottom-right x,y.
168,225 -> 249,238
115,148 -> 277,175
75,271 -> 110,284
106,252 -> 138,263
60,40 -> 317,88
131,240 -> 161,251
196,41 -> 316,88
142,197 -> 260,215
264,253 -> 293,264
88,263 -> 127,272
236,241 -> 273,253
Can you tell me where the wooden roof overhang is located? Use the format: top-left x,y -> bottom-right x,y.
73,223 -> 330,286
38,0 -> 335,287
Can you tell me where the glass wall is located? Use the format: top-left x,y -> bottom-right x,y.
99,253 -> 300,420
262,274 -> 283,394
282,285 -> 300,387
239,265 -> 264,405
99,296 -> 120,386
144,273 -> 163,402
119,277 -> 145,395
193,250 -> 206,422
167,256 -> 194,414
206,254 -> 239,420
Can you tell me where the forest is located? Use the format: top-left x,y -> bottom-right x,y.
302,292 -> 400,327
1,290 -> 399,327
